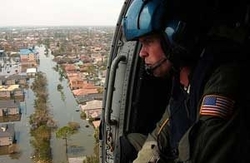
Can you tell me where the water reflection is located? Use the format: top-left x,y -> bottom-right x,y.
0,45 -> 95,162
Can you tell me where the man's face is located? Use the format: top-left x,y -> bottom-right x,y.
139,34 -> 172,77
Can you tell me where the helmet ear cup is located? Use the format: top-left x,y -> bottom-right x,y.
160,32 -> 182,70
161,20 -> 203,69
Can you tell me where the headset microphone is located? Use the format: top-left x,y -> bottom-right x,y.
145,57 -> 167,76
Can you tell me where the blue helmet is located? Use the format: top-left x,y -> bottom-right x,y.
122,0 -> 190,42
122,0 -> 203,67
122,0 -> 169,41
123,0 -> 249,43
123,0 -> 249,67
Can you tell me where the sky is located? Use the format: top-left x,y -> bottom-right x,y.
0,0 -> 124,26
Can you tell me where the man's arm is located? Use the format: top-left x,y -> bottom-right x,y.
132,105 -> 171,163
178,63 -> 242,163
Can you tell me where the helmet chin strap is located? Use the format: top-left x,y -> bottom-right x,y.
145,57 -> 167,76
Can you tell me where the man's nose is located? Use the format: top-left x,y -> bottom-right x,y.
139,46 -> 148,58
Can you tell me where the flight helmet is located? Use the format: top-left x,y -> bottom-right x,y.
122,0 -> 249,68
123,0 -> 207,68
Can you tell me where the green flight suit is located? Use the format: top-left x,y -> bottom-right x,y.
129,59 -> 248,163
128,104 -> 172,163
128,82 -> 188,163
178,61 -> 248,163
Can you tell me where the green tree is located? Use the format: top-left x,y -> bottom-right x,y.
67,121 -> 80,130
56,126 -> 75,155
57,84 -> 63,91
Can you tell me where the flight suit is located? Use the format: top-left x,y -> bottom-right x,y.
176,38 -> 249,163
178,60 -> 249,163
129,77 -> 192,163
129,38 -> 249,163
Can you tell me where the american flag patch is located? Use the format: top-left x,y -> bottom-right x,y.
200,95 -> 235,119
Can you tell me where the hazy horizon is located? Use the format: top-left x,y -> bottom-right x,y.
0,24 -> 120,28
0,0 -> 124,27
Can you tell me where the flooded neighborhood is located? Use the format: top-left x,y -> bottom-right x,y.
0,26 -> 112,163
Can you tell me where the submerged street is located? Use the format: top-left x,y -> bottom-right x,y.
0,45 -> 95,163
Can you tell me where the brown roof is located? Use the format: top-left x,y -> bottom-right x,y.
0,100 -> 19,108
68,76 -> 84,82
92,120 -> 100,128
72,88 -> 98,96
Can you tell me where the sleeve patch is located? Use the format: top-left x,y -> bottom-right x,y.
199,95 -> 235,119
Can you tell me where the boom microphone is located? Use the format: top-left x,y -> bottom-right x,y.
145,57 -> 167,76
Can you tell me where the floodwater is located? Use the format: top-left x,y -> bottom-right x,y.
0,46 -> 95,163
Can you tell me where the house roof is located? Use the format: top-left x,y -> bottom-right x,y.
0,76 -> 6,80
26,68 -> 37,73
81,100 -> 102,110
75,93 -> 103,104
68,76 -> 84,82
0,123 -> 15,138
19,49 -> 34,55
0,85 -> 19,91
6,74 -> 27,80
64,64 -> 77,71
0,100 -> 19,108
72,88 -> 98,96
92,120 -> 100,128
